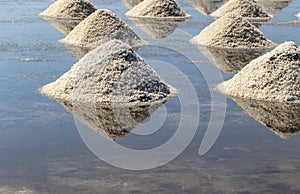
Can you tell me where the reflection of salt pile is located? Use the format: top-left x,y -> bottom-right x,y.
218,42 -> 300,103
40,40 -> 177,106
60,9 -> 145,47
198,46 -> 264,73
191,13 -> 275,49
122,0 -> 144,8
211,0 -> 272,21
257,0 -> 293,15
39,0 -> 96,20
130,19 -> 178,39
62,102 -> 162,141
188,0 -> 225,15
233,98 -> 300,139
125,0 -> 191,20
44,19 -> 80,35
65,46 -> 91,60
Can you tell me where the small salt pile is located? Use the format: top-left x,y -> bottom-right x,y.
191,13 -> 275,49
39,0 -> 96,20
40,40 -> 177,106
210,0 -> 272,21
122,0 -> 144,8
217,41 -> 300,103
60,9 -> 145,47
125,0 -> 191,20
296,12 -> 300,19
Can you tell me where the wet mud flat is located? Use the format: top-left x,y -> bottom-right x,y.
0,0 -> 300,193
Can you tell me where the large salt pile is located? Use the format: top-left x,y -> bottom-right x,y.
232,98 -> 300,139
188,0 -> 225,15
39,0 -> 96,20
62,102 -> 162,141
125,0 -> 191,20
60,9 -> 145,47
122,0 -> 144,8
191,13 -> 275,49
210,0 -> 272,21
40,40 -> 177,106
217,41 -> 300,103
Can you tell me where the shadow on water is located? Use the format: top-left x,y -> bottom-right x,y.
188,0 -> 226,15
232,97 -> 300,139
60,101 -> 164,141
197,45 -> 265,73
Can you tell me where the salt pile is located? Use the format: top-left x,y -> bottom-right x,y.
62,102 -> 162,141
217,41 -> 300,103
125,0 -> 191,20
39,0 -> 96,20
122,0 -> 144,8
191,13 -> 275,49
210,0 -> 272,21
232,98 -> 300,139
188,0 -> 225,15
296,12 -> 300,19
40,40 -> 177,106
60,9 -> 145,47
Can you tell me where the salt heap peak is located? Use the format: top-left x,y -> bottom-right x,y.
40,40 -> 177,106
39,0 -> 97,20
217,41 -> 300,103
60,9 -> 145,48
125,0 -> 191,20
191,13 -> 275,49
210,0 -> 272,21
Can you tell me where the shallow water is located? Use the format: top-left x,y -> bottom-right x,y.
0,0 -> 300,193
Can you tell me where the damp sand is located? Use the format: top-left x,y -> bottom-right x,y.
191,13 -> 275,49
125,0 -> 191,20
217,41 -> 300,103
39,0 -> 96,20
40,40 -> 177,106
60,9 -> 145,48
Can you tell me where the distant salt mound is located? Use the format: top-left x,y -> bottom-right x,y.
211,0 -> 272,21
39,0 -> 96,20
125,0 -> 191,20
191,13 -> 275,49
122,0 -> 144,8
60,9 -> 145,48
40,40 -> 177,106
256,0 -> 293,15
217,41 -> 300,103
296,12 -> 300,19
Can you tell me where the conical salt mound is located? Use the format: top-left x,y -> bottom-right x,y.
232,98 -> 300,139
217,41 -> 300,103
211,0 -> 272,21
122,0 -> 144,8
60,9 -> 145,48
296,12 -> 300,19
191,13 -> 275,49
125,0 -> 191,20
39,0 -> 97,20
40,40 -> 177,106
